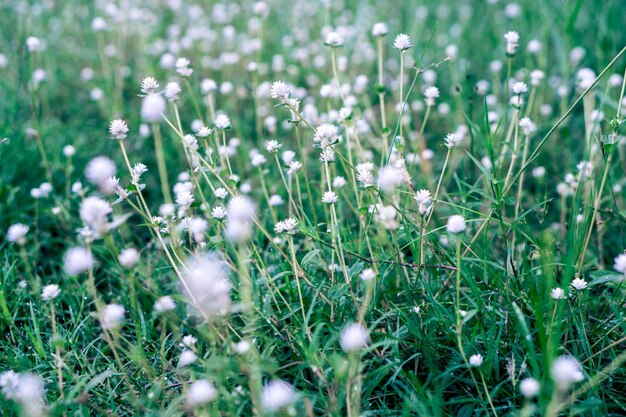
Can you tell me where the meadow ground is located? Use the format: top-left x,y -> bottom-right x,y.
2,0 -> 626,416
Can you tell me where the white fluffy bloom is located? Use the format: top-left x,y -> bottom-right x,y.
109,119 -> 129,139
377,166 -> 403,192
325,31 -> 343,47
414,189 -> 432,216
504,31 -> 520,55
41,284 -> 61,301
372,22 -> 388,37
140,77 -> 159,94
270,81 -> 290,102
265,140 -> 282,153
85,156 -> 116,188
214,114 -> 231,130
64,247 -> 94,275
261,381 -> 295,412
613,253 -> 626,274
182,253 -> 231,317
360,268 -> 376,281
424,86 -> 440,106
225,196 -> 256,243
444,133 -> 462,148
469,354 -> 483,367
118,248 -> 139,268
63,145 -> 76,157
446,215 -> 467,234
7,223 -> 29,244
551,356 -> 584,391
393,34 -> 412,51
551,287 -> 566,300
511,81 -> 528,95
187,379 -> 217,405
519,377 -> 540,398
571,277 -> 587,290
141,93 -> 166,122
178,350 -> 197,367
154,296 -> 176,313
164,82 -> 182,101
322,191 -> 338,204
80,196 -> 112,235
175,57 -> 193,77
212,206 -> 227,220
340,322 -> 369,351
101,303 -> 125,330
26,36 -> 43,52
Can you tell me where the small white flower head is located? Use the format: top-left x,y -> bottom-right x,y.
8,372 -> 45,415
340,322 -> 369,352
325,31 -> 343,47
118,248 -> 140,268
131,163 -> 148,183
613,253 -> 626,274
101,303 -> 125,330
141,93 -> 166,123
321,191 -> 338,204
275,218 -> 298,235
319,147 -> 336,163
469,354 -> 484,367
181,335 -> 197,348
197,126 -> 212,138
414,189 -> 433,216
175,57 -> 193,77
265,139 -> 282,153
63,144 -> 76,157
372,22 -> 388,37
314,124 -> 340,147
164,81 -> 182,101
377,166 -> 403,192
519,117 -> 537,136
333,176 -> 347,188
85,156 -> 116,189
504,31 -> 520,55
234,340 -> 251,355
187,379 -> 217,406
154,295 -> 176,313
92,17 -> 107,31
551,356 -> 584,391
262,380 -> 295,412
26,36 -> 43,52
444,132 -> 462,148
178,349 -> 197,367
551,287 -> 566,300
212,206 -> 227,220
140,77 -> 159,94
571,277 -> 587,291
214,187 -> 228,199
214,114 -> 231,130
0,370 -> 20,399
7,223 -> 29,244
270,81 -> 290,102
360,268 -> 376,281
64,247 -> 94,275
393,33 -> 412,51
287,161 -> 302,175
520,377 -> 540,398
80,196 -> 112,235
41,284 -> 61,301
446,215 -> 467,234
424,86 -> 440,106
511,81 -> 528,95
109,119 -> 129,140
183,253 -> 232,317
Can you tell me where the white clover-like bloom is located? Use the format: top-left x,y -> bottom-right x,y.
0,370 -> 20,399
26,36 -> 43,52
261,381 -> 295,412
109,119 -> 129,139
613,253 -> 626,274
214,187 -> 228,199
197,126 -> 212,138
175,57 -> 193,77
101,303 -> 125,330
180,335 -> 197,348
154,296 -> 176,313
393,33 -> 412,51
446,215 -> 466,234
519,117 -> 537,136
504,31 -> 520,55
80,196 -> 112,235
119,248 -> 139,268
360,268 -> 376,281
469,354 -> 483,367
372,22 -> 388,37
530,70 -> 545,86
85,156 -> 116,188
333,176 -> 347,188
520,377 -> 540,398
212,206 -> 227,220
8,372 -> 45,416
131,163 -> 148,183
41,284 -> 61,301
571,277 -> 587,290
340,322 -> 369,352
140,77 -> 159,94
314,124 -> 339,146
551,287 -> 566,300
178,349 -> 197,367
214,114 -> 231,130
63,144 -> 76,157
321,191 -> 338,204
287,161 -> 302,175
511,81 -> 528,95
183,253 -> 231,317
187,379 -> 217,405
7,223 -> 29,244
325,31 -> 343,47
64,247 -> 94,275
424,86 -> 440,106
444,133 -> 462,148
234,340 -> 251,355
414,189 -> 432,216
164,82 -> 182,101
265,140 -> 282,153
141,93 -> 166,123
377,166 -> 403,192
551,356 -> 584,391
270,81 -> 290,101
319,147 -> 335,163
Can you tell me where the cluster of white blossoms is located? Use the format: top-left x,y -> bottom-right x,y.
0,371 -> 45,417
182,253 -> 232,317
274,218 -> 298,234
504,31 -> 520,55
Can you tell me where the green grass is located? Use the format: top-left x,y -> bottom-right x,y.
1,0 -> 626,416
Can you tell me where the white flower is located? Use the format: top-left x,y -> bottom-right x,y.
85,156 -> 116,188
340,322 -> 369,351
140,77 -> 159,94
393,34 -> 412,51
322,191 -> 338,204
614,253 -> 626,274
268,194 -> 284,206
551,287 -> 566,300
444,133 -> 462,148
275,218 -> 298,235
141,93 -> 166,122
504,31 -> 520,55
414,189 -> 432,216
288,161 -> 302,175
187,380 -> 217,405
446,215 -> 466,234
26,36 -> 43,52
551,356 -> 584,391
182,253 -> 232,316
131,163 -> 148,183
180,335 -> 197,348
212,206 -> 227,220
360,268 -> 376,281
41,284 -> 60,301
469,354 -> 483,367
164,82 -> 182,101
154,296 -> 176,313
270,81 -> 290,101
214,114 -> 231,130
519,117 -> 537,136
520,377 -> 540,398
63,145 -> 76,157
0,370 -> 20,399
377,166 -> 403,192
178,350 -> 197,367
333,176 -> 347,188
197,126 -> 212,137
372,22 -> 388,37
7,223 -> 29,244
64,247 -> 94,275
511,81 -> 528,95
424,86 -> 440,106
101,303 -> 125,330
571,277 -> 587,290
119,248 -> 140,268
319,147 -> 335,163
175,57 -> 193,77
234,340 -> 251,355
109,119 -> 129,139
261,381 -> 294,412
80,196 -> 112,235
214,187 -> 228,199
325,31 -> 343,47
265,140 -> 282,153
